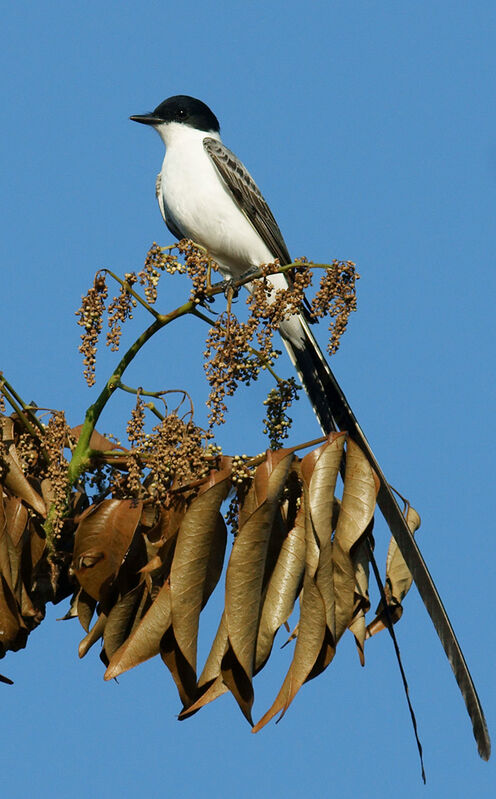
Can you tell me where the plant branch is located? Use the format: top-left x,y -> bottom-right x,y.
103,269 -> 161,319
68,297 -> 199,484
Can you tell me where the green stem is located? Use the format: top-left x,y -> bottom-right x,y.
0,374 -> 46,437
103,269 -> 161,319
67,298 -> 197,485
246,345 -> 282,383
143,402 -> 165,422
67,259 -> 336,486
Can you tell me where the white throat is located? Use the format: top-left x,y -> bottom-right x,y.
153,120 -> 221,149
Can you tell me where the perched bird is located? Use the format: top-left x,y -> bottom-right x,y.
130,95 -> 489,760
130,93 -> 338,432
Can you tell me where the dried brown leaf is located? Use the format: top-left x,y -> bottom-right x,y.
255,504 -> 306,670
366,506 -> 421,638
160,627 -> 197,708
170,469 -> 230,674
225,450 -> 294,679
222,450 -> 294,722
332,439 -> 378,641
103,583 -> 148,660
349,534 -> 371,665
178,675 -> 227,718
3,496 -> 28,602
72,499 -> 142,601
104,580 -> 171,679
75,589 -> 97,633
198,612 -> 229,688
2,453 -> 46,518
78,611 -> 107,658
385,506 -> 421,603
252,571 -> 327,732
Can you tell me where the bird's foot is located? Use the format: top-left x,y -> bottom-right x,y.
217,278 -> 239,301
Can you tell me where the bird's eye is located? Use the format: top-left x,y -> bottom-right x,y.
177,108 -> 186,118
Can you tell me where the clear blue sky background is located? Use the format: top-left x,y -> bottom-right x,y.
1,1 -> 494,796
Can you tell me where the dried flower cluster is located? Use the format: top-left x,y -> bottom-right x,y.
137,243 -> 175,304
224,453 -> 253,536
16,431 -> 42,473
107,273 -> 138,351
203,264 -> 314,430
134,241 -> 212,307
309,260 -> 358,355
263,378 -> 301,448
124,393 -> 147,496
203,313 -> 264,426
76,274 -> 108,387
248,262 -> 312,350
76,244 -> 358,451
119,393 -> 215,502
177,239 -> 212,302
44,411 -> 71,534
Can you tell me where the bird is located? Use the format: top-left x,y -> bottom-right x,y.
130,94 -> 490,760
130,94 -> 343,434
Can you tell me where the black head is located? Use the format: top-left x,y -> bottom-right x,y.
130,95 -> 220,133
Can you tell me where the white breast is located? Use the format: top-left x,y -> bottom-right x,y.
156,122 -> 273,277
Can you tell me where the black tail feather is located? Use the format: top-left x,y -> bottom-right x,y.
280,318 -> 491,761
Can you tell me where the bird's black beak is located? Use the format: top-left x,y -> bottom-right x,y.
129,114 -> 163,126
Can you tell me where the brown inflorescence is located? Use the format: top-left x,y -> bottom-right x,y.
107,273 -> 138,351
44,411 -> 71,534
76,274 -> 108,387
263,378 -> 301,449
310,259 -> 358,355
121,392 -> 215,502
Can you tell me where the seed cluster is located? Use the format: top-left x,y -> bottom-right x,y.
137,243 -> 172,305
263,378 -> 301,448
76,244 -> 358,465
177,240 -> 212,302
107,273 -> 138,351
248,263 -> 312,349
224,454 -> 253,536
310,260 -> 358,355
76,274 -> 108,387
203,263 -> 312,429
16,431 -> 42,474
204,313 -> 263,427
44,411 -> 70,534
121,393 -> 215,502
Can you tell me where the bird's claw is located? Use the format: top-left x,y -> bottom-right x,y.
219,278 -> 239,301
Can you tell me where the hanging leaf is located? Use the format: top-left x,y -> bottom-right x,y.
102,583 -> 148,661
72,499 -> 142,601
78,611 -> 107,658
179,612 -> 230,719
253,570 -> 328,731
255,503 -> 306,671
332,439 -> 378,643
367,506 -> 421,637
104,581 -> 170,679
170,468 -> 230,675
348,526 -> 373,665
224,449 -> 295,722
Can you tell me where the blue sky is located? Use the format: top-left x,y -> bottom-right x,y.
1,1 -> 495,796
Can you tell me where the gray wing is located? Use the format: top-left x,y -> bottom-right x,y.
203,137 -> 291,266
155,173 -> 186,241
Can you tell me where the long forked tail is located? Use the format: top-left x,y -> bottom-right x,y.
279,314 -> 491,761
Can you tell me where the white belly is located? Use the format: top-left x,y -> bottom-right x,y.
160,134 -> 273,278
